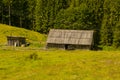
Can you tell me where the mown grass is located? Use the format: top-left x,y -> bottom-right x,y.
0,24 -> 46,47
0,48 -> 120,80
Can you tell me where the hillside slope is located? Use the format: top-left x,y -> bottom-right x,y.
0,24 -> 46,46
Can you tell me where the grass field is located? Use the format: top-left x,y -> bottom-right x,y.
0,24 -> 120,80
0,48 -> 120,80
0,24 -> 46,47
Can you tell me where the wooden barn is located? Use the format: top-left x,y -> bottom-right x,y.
7,36 -> 26,47
46,29 -> 94,50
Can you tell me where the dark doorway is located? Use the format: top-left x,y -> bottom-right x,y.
65,44 -> 68,49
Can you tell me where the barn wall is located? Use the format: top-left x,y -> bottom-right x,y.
74,45 -> 91,50
47,43 -> 65,49
47,43 -> 92,50
7,37 -> 26,47
66,45 -> 91,50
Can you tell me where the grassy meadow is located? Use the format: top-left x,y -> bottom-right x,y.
0,24 -> 120,80
0,49 -> 120,80
0,24 -> 46,47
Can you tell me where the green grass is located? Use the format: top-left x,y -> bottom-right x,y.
0,24 -> 46,47
0,24 -> 120,80
0,48 -> 120,80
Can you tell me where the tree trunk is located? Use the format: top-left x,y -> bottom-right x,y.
1,6 -> 4,23
20,16 -> 22,27
8,1 -> 11,25
32,11 -> 35,30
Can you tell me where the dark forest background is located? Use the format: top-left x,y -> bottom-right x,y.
0,0 -> 120,48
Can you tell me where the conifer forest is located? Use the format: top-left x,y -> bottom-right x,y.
0,0 -> 120,47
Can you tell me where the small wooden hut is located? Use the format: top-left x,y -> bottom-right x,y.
7,36 -> 26,47
46,29 -> 94,50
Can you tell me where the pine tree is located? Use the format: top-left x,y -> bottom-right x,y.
27,0 -> 36,30
113,23 -> 120,48
2,0 -> 13,25
112,0 -> 120,48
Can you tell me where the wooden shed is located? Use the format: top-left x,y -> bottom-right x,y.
46,29 -> 94,50
7,36 -> 26,47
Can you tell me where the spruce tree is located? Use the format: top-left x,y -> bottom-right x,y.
113,23 -> 120,48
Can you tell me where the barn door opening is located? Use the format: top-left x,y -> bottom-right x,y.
65,44 -> 68,50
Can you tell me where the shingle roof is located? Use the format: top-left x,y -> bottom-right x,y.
47,29 -> 94,45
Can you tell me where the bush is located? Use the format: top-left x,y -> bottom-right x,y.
29,53 -> 39,60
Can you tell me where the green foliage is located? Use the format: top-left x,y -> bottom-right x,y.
100,16 -> 113,46
54,3 -> 96,30
113,23 -> 120,48
28,53 -> 39,60
100,0 -> 120,47
35,0 -> 70,33
0,0 -> 120,48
